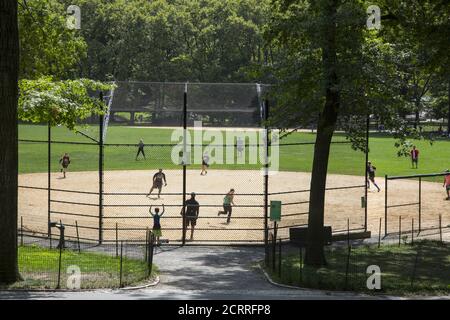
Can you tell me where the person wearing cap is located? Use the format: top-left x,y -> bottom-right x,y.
443,170 -> 450,200
367,161 -> 381,192
136,138 -> 146,160
147,169 -> 167,199
181,192 -> 200,241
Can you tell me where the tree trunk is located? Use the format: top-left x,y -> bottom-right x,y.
305,0 -> 340,267
447,78 -> 450,135
0,0 -> 21,284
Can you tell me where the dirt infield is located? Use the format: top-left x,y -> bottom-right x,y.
18,170 -> 449,243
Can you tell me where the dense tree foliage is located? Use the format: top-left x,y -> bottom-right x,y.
18,0 -> 87,79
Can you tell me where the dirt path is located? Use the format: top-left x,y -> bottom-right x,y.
18,170 -> 449,242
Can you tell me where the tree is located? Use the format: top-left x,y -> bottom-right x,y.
18,77 -> 113,128
18,0 -> 87,79
0,0 -> 21,284
264,0 -> 412,266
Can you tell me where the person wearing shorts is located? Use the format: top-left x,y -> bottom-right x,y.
59,153 -> 71,178
136,138 -> 146,160
367,161 -> 381,192
236,137 -> 244,158
218,189 -> 235,224
410,146 -> 419,169
443,170 -> 450,200
147,169 -> 167,199
181,192 -> 200,241
149,204 -> 165,246
201,152 -> 210,175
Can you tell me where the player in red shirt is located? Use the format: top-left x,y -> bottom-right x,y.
410,146 -> 419,169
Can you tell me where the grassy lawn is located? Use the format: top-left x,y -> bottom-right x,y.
265,240 -> 450,296
3,244 -> 158,289
19,124 -> 450,178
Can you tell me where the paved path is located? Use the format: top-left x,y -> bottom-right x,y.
1,246 -> 448,300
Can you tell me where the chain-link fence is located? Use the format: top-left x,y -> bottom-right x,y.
265,235 -> 449,294
13,230 -> 156,290
384,173 -> 450,237
18,82 -> 371,246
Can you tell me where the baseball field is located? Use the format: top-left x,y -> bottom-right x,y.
18,124 -> 450,243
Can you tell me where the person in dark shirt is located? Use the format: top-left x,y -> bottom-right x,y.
59,153 -> 71,178
136,138 -> 146,160
367,161 -> 381,192
147,169 -> 167,199
181,192 -> 200,241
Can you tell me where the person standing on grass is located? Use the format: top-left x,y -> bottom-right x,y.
147,169 -> 167,199
59,153 -> 71,178
236,137 -> 244,158
201,151 -> 210,175
410,145 -> 419,169
367,161 -> 381,192
443,170 -> 450,200
181,192 -> 200,241
218,189 -> 236,224
136,138 -> 146,160
149,204 -> 165,246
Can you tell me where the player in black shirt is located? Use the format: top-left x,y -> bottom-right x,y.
136,139 -> 146,160
59,153 -> 71,178
181,192 -> 200,241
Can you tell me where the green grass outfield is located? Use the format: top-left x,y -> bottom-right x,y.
19,124 -> 450,178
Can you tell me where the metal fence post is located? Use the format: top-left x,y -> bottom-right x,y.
182,83 -> 187,245
115,223 -> 119,258
20,216 -> 24,247
75,221 -> 81,253
148,233 -> 154,277
278,238 -> 282,279
418,177 -> 422,233
56,235 -> 63,289
99,92 -> 104,245
48,122 -> 51,237
264,99 -> 270,248
364,115 -> 369,232
378,217 -> 381,248
398,216 -> 402,246
384,175 -> 388,236
144,228 -> 149,263
345,245 -> 351,290
119,240 -> 123,288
